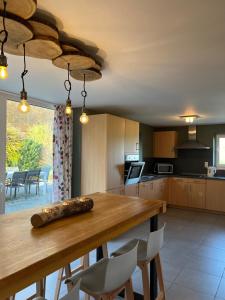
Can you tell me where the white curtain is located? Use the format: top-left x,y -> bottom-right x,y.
53,105 -> 73,201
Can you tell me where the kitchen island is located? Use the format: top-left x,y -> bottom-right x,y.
0,192 -> 166,300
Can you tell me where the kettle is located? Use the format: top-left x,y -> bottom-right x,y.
207,166 -> 216,177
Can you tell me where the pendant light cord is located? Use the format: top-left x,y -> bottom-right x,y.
21,43 -> 28,92
0,1 -> 8,55
64,63 -> 71,100
81,74 -> 87,111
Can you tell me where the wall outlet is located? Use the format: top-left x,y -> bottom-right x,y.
204,162 -> 209,168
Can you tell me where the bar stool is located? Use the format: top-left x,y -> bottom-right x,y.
55,244 -> 108,300
10,278 -> 46,300
34,278 -> 80,300
111,225 -> 166,300
66,243 -> 138,300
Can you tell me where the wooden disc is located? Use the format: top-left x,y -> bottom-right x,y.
0,12 -> 33,44
52,51 -> 95,70
28,17 -> 59,39
93,62 -> 102,71
18,36 -> 62,59
70,68 -> 102,81
60,43 -> 79,52
5,36 -> 62,59
0,0 -> 37,19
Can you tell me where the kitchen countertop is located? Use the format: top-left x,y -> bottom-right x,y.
140,174 -> 225,182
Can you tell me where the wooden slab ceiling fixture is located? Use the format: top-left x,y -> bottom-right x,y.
5,17 -> 62,60
0,0 -> 37,19
70,67 -> 102,81
52,50 -> 95,70
60,42 -> 79,52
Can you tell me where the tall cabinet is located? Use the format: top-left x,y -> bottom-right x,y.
81,114 -> 125,194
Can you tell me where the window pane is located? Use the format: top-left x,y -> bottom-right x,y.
218,136 -> 225,166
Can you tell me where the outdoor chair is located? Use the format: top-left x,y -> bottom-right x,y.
25,169 -> 41,195
5,171 -> 27,198
39,166 -> 51,192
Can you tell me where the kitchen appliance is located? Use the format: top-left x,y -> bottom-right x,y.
176,125 -> 210,150
124,154 -> 139,182
125,162 -> 145,185
207,166 -> 216,177
154,163 -> 174,174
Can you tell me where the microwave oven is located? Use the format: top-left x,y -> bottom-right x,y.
154,163 -> 173,174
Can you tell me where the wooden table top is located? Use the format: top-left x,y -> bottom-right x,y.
0,192 -> 166,298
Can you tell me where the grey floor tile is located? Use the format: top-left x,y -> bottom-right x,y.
190,245 -> 225,263
216,277 -> 225,299
174,268 -> 221,296
166,283 -> 214,300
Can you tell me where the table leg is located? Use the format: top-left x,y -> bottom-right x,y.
150,215 -> 158,300
96,246 -> 104,261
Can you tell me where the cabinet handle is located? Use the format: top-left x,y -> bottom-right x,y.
136,142 -> 139,151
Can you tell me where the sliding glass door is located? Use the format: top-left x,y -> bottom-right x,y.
0,92 -> 55,214
0,97 -> 6,214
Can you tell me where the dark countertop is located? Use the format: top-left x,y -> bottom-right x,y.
140,174 -> 225,182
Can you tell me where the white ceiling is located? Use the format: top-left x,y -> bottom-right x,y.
1,0 -> 225,126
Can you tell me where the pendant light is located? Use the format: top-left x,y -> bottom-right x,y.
0,1 -> 8,79
64,63 -> 72,116
80,74 -> 89,125
18,43 -> 30,113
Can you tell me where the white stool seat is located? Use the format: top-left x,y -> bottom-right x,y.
66,243 -> 138,299
111,238 -> 148,262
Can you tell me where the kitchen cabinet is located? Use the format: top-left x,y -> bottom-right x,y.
106,186 -> 124,195
206,180 -> 225,212
124,183 -> 139,197
169,178 -> 206,208
153,131 -> 177,158
81,114 -> 125,194
139,179 -> 167,201
124,119 -> 139,154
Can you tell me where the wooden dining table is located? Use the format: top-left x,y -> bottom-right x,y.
0,192 -> 166,300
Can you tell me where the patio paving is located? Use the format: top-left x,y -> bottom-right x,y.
5,182 -> 53,214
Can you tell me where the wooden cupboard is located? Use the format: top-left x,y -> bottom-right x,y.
124,119 -> 139,154
206,180 -> 225,212
81,114 -> 125,194
124,183 -> 139,197
139,178 -> 168,201
106,186 -> 125,195
153,131 -> 177,158
169,178 -> 206,209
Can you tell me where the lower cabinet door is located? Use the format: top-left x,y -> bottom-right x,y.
124,184 -> 139,197
170,178 -> 189,206
188,181 -> 206,209
206,180 -> 225,212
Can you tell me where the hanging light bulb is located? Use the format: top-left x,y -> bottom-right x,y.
18,44 -> 30,113
80,111 -> 89,124
0,1 -> 8,79
64,63 -> 73,116
80,74 -> 89,125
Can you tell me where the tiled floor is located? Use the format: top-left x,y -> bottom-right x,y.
13,207 -> 225,299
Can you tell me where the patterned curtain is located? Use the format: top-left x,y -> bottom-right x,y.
53,105 -> 73,201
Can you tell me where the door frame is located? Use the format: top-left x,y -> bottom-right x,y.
0,96 -> 6,214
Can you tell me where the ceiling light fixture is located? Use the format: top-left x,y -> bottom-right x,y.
18,43 -> 30,113
80,74 -> 89,125
64,63 -> 72,116
0,0 -> 8,79
180,114 -> 200,123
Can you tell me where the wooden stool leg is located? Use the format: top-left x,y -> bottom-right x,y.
102,243 -> 108,258
81,254 -> 90,300
125,278 -> 134,300
139,262 -> 150,300
54,267 -> 64,300
155,254 -> 165,300
65,264 -> 73,292
36,277 -> 46,297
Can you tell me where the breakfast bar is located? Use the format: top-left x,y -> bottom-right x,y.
0,192 -> 166,300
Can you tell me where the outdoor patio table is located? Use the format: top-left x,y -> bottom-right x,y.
0,192 -> 166,300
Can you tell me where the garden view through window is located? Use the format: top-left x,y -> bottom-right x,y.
5,100 -> 54,213
216,134 -> 225,169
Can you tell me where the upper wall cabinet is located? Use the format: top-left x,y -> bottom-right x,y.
153,131 -> 177,158
124,119 -> 139,154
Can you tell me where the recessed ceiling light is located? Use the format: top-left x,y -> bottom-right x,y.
179,114 -> 200,123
